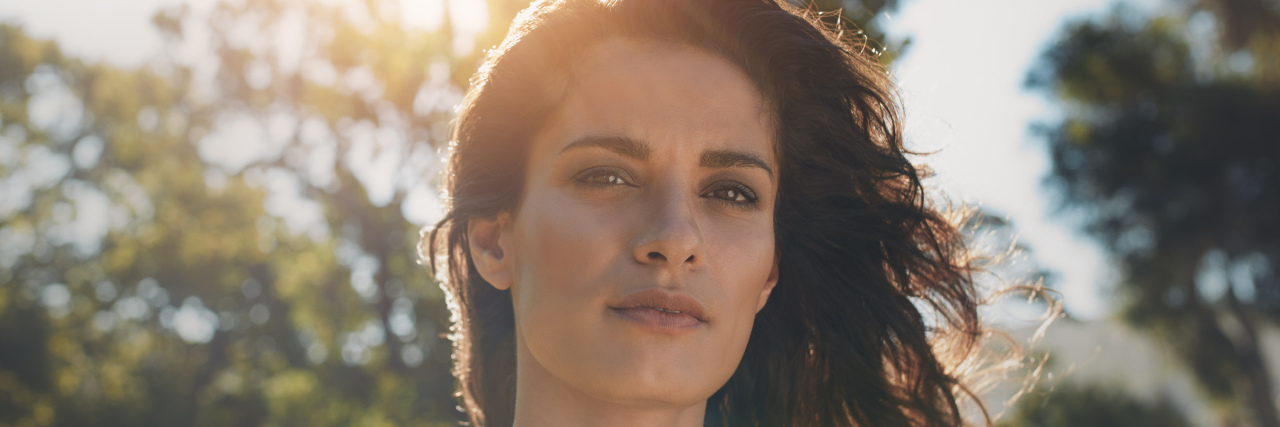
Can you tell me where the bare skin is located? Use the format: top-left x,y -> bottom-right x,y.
468,38 -> 779,427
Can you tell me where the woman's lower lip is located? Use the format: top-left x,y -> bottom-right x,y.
610,307 -> 703,333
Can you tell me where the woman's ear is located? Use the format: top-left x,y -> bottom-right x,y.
468,213 -> 514,291
756,254 -> 779,313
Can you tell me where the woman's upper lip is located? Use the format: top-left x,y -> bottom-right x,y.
609,288 -> 708,322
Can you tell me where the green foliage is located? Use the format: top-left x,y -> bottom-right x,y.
1030,1 -> 1280,425
0,0 -> 901,426
999,382 -> 1191,427
0,0 -> 487,423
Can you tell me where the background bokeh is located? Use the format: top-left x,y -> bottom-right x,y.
1,0 -> 1278,425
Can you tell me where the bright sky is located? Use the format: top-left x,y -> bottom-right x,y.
0,0 -> 1163,319
882,0 -> 1160,319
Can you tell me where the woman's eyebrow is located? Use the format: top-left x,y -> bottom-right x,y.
559,135 -> 773,182
559,136 -> 650,160
701,150 -> 774,182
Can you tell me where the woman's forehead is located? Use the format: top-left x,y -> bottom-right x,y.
537,38 -> 775,163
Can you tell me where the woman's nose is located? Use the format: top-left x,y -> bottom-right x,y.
632,189 -> 704,270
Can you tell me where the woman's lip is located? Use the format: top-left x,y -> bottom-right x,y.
608,288 -> 709,325
610,307 -> 703,333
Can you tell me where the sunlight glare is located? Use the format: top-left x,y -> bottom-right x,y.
402,0 -> 446,32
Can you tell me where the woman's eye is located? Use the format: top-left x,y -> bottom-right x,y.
575,168 -> 632,188
705,182 -> 759,209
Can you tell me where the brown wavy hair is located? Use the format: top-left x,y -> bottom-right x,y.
422,0 -> 994,425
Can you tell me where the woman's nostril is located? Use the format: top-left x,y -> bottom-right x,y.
647,251 -> 666,261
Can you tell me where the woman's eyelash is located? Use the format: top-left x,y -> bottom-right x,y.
704,181 -> 759,209
573,169 -> 759,209
573,168 -> 633,188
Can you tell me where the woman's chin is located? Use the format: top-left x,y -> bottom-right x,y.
585,374 -> 717,409
564,347 -> 728,407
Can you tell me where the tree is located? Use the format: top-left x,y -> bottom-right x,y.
1028,0 -> 1280,425
999,382 -> 1192,427
0,0 -> 495,422
0,0 -> 904,425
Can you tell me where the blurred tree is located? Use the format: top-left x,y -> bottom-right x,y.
998,382 -> 1192,427
0,0 -> 492,422
0,0 -> 903,426
1029,0 -> 1280,425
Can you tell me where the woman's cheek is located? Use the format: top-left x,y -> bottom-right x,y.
705,215 -> 775,315
531,189 -> 627,263
511,188 -> 629,313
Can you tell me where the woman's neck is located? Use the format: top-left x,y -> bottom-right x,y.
511,341 -> 707,427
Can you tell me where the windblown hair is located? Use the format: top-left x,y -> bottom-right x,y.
423,0 -> 993,425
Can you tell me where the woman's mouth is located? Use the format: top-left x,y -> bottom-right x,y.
608,288 -> 707,334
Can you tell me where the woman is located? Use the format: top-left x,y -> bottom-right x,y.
423,0 -> 993,425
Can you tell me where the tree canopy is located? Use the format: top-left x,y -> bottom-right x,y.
1029,0 -> 1280,425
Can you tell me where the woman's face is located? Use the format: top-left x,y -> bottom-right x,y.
470,38 -> 779,407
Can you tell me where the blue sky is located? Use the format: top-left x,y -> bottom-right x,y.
0,0 -> 1161,319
